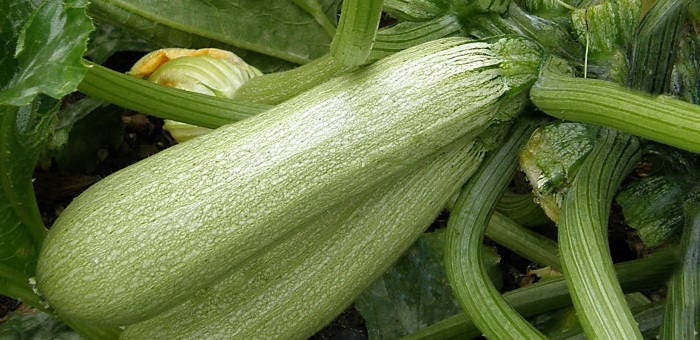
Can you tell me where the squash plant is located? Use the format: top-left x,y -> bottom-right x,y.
1,0 -> 699,339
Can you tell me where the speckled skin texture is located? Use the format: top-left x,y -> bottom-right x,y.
121,138 -> 484,339
36,37 -> 541,326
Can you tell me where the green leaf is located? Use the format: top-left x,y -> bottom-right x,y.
0,309 -> 79,340
87,0 -> 335,67
558,129 -> 642,339
616,146 -> 700,248
355,230 -> 501,339
85,20 -> 153,64
0,0 -> 93,106
0,0 -> 93,299
292,0 -> 337,37
617,176 -> 685,248
629,0 -> 689,94
671,25 -> 700,104
0,98 -> 59,275
519,122 -> 598,223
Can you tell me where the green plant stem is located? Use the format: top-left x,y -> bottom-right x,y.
660,201 -> 700,339
232,55 -> 340,105
530,64 -> 700,153
234,15 -> 460,105
0,284 -> 43,312
0,106 -> 48,247
404,249 -> 678,339
551,302 -> 666,340
78,61 -> 271,128
383,0 -> 446,21
446,119 -> 544,339
629,0 -> 689,94
62,318 -> 121,340
292,0 -> 337,38
368,15 -> 461,61
495,191 -> 550,227
558,129 -> 642,339
486,212 -> 561,271
331,0 -> 384,66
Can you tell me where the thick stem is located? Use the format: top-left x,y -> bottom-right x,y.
558,129 -> 642,339
195,16 -> 462,106
445,119 -> 544,339
486,212 -> 561,271
78,62 -> 271,128
404,249 -> 678,339
531,63 -> 700,153
331,0 -> 384,66
660,202 -> 700,339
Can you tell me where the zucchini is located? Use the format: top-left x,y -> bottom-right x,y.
36,37 -> 542,326
121,135 -> 484,339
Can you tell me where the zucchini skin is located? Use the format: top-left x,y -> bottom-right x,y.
36,37 -> 541,326
121,136 -> 485,339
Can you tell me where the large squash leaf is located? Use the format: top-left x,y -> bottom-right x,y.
0,0 -> 93,302
87,0 -> 340,71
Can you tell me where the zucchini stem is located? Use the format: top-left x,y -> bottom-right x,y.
486,212 -> 561,272
404,249 -> 678,339
558,129 -> 642,339
234,15 -> 461,105
531,62 -> 700,154
445,119 -> 544,339
660,201 -> 700,339
78,61 -> 271,128
331,0 -> 384,67
495,191 -> 551,227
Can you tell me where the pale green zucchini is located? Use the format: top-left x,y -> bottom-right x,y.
36,36 -> 541,326
121,136 -> 485,339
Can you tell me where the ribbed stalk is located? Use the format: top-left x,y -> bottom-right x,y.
486,212 -> 561,271
495,191 -> 550,227
530,64 -> 700,153
331,0 -> 384,66
629,0 -> 689,94
558,129 -> 642,339
404,249 -> 678,339
0,266 -> 43,310
551,302 -> 666,340
233,15 -> 462,105
445,119 -> 544,339
660,201 -> 700,339
383,0 -> 446,21
78,62 -> 271,128
231,55 -> 341,105
368,15 -> 461,61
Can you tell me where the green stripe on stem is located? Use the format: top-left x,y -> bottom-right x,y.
486,212 -> 561,271
234,15 -> 461,105
445,119 -> 544,339
78,62 -> 271,128
404,249 -> 678,339
531,62 -> 700,153
558,128 -> 642,339
331,0 -> 384,66
660,201 -> 700,339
